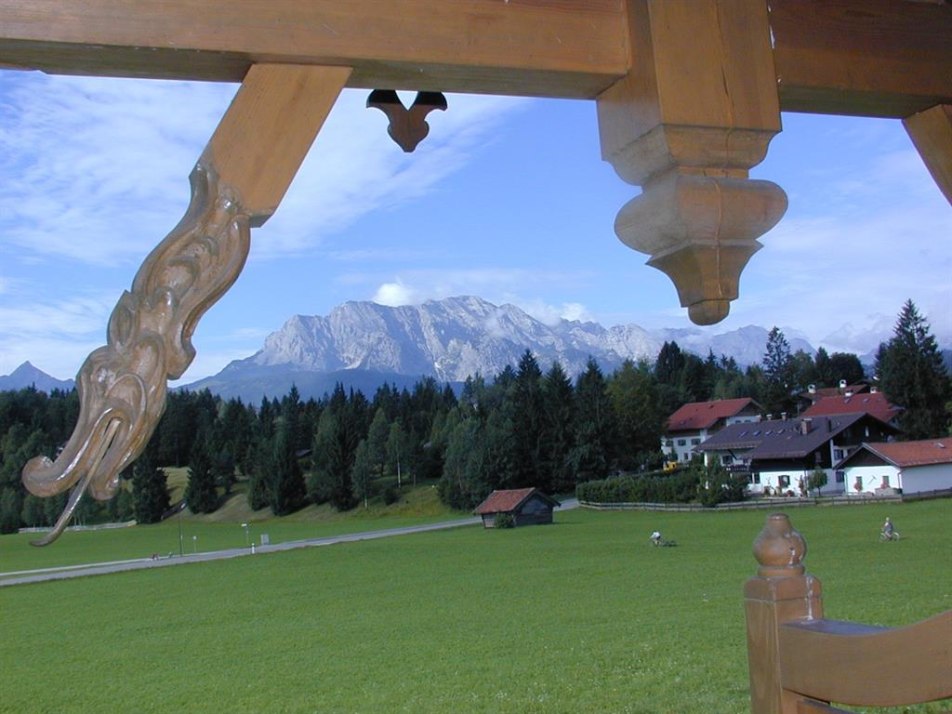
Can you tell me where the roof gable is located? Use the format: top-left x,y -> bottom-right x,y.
666,398 -> 759,432
802,391 -> 901,424
697,413 -> 885,458
473,488 -> 560,515
841,438 -> 952,468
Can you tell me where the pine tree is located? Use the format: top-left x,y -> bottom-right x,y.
184,442 -> 219,513
540,361 -> 575,492
269,415 -> 305,516
131,452 -> 171,524
351,440 -> 374,508
876,300 -> 951,439
570,358 -> 616,481
762,327 -> 794,416
511,350 -> 545,489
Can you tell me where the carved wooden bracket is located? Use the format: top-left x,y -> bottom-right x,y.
367,89 -> 447,152
23,165 -> 251,545
22,64 -> 350,545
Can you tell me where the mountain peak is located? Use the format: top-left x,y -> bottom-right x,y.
0,362 -> 75,393
181,296 -> 822,402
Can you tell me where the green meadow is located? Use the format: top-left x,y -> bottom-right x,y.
2,500 -> 950,713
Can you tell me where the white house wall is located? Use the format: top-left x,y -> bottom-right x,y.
898,463 -> 952,494
843,464 -> 900,494
757,467 -> 846,496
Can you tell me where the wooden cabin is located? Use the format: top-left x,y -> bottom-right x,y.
474,488 -> 560,528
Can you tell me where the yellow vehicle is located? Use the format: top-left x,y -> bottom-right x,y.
663,460 -> 679,473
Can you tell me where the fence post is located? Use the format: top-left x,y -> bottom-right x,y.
744,513 -> 824,714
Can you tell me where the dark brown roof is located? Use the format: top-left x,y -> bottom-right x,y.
696,413 -> 898,460
473,488 -> 559,515
666,398 -> 759,432
801,391 -> 901,424
841,439 -> 952,468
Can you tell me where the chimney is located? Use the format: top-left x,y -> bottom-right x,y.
839,379 -> 847,390
808,384 -> 816,394
800,418 -> 812,435
781,412 -> 788,421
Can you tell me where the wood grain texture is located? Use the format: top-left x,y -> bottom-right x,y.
904,104 -> 952,205
204,64 -> 351,225
0,0 -> 628,98
778,611 -> 952,707
770,0 -> 952,117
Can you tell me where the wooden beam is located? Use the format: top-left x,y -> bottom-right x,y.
0,0 -> 629,98
769,0 -> 952,118
203,64 -> 352,225
904,104 -> 952,205
778,611 -> 952,707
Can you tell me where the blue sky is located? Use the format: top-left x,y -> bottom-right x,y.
1,71 -> 949,384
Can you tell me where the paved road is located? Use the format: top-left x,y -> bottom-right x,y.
0,499 -> 578,587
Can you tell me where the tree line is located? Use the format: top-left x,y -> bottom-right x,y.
0,300 -> 947,533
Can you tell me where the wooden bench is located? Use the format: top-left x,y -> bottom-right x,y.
744,513 -> 952,713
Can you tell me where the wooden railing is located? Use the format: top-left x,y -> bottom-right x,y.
744,513 -> 952,714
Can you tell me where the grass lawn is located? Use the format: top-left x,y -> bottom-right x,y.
0,481 -> 460,574
1,499 -> 949,713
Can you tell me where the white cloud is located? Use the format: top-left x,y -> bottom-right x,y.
373,281 -> 418,307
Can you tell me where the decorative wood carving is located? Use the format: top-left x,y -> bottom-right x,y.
597,0 -> 787,326
22,165 -> 250,546
745,513 -> 952,713
367,90 -> 447,152
21,64 -> 350,544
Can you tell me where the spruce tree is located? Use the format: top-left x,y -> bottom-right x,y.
762,327 -> 794,416
269,415 -> 305,516
132,453 -> 171,524
540,361 -> 575,492
184,443 -> 219,513
570,358 -> 616,481
876,300 -> 951,439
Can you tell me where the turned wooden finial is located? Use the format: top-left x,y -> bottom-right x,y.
752,513 -> 807,578
596,0 -> 786,326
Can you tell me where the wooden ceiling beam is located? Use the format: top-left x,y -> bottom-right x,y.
769,0 -> 952,118
0,0 -> 630,98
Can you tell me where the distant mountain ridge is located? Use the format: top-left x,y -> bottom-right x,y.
0,361 -> 74,393
183,296 -> 817,402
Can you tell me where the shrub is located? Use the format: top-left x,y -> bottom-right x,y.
493,513 -> 515,529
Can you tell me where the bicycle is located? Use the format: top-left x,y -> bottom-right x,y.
880,530 -> 901,541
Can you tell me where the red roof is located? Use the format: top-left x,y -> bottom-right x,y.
473,488 -> 558,515
666,398 -> 758,432
857,439 -> 952,468
801,391 -> 901,424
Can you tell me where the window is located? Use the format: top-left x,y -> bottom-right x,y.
835,470 -> 845,483
677,439 -> 686,446
691,438 -> 701,446
833,448 -> 846,461
749,473 -> 761,485
778,475 -> 791,488
722,455 -> 733,465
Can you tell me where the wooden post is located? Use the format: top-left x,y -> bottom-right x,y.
744,513 -> 823,714
596,0 -> 787,326
903,104 -> 952,205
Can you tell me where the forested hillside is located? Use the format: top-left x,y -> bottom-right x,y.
2,302 -> 948,534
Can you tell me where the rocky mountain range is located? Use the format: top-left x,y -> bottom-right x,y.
0,361 -> 74,393
180,296 -> 817,402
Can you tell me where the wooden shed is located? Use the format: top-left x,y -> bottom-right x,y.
474,488 -> 560,528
